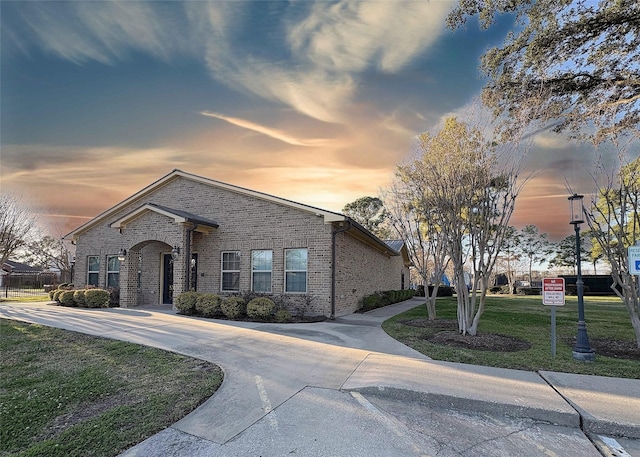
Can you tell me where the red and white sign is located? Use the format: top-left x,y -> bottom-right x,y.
543,278 -> 565,306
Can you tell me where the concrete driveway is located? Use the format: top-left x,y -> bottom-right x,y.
2,299 -> 638,456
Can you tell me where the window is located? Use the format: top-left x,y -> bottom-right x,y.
221,251 -> 240,291
107,256 -> 121,288
87,256 -> 99,286
252,250 -> 272,292
285,248 -> 307,293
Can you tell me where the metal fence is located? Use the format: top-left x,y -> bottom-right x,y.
1,272 -> 63,299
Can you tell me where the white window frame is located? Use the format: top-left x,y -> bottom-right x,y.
251,250 -> 272,293
221,251 -> 240,292
87,256 -> 100,287
106,255 -> 121,288
284,248 -> 307,293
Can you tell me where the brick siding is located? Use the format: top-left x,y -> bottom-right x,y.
73,174 -> 407,317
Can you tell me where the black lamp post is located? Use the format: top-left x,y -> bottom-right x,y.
568,194 -> 595,361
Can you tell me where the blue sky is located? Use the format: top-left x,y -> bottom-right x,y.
1,1 -> 599,241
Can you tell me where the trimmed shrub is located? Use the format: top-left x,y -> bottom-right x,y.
516,287 -> 541,296
52,289 -> 64,303
247,297 -> 276,320
73,290 -> 86,307
221,296 -> 246,319
274,308 -> 292,323
84,289 -> 110,308
59,290 -> 76,307
108,287 -> 120,307
359,293 -> 382,312
195,293 -> 222,317
49,289 -> 57,300
359,289 -> 416,312
175,291 -> 200,315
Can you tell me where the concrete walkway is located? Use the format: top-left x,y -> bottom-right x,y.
1,299 -> 638,456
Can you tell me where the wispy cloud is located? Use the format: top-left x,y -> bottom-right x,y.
4,2 -> 194,65
288,1 -> 453,73
200,111 -> 331,146
199,1 -> 453,122
3,1 -> 453,123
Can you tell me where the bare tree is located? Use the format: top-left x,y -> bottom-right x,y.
0,193 -> 39,267
19,235 -> 72,272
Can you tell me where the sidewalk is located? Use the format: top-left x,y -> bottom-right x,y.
1,299 -> 638,456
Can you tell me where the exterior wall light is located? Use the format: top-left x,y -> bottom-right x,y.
118,248 -> 127,261
171,245 -> 180,260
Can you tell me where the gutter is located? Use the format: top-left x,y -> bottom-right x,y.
330,220 -> 351,319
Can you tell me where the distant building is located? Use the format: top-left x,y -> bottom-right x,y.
65,169 -> 410,317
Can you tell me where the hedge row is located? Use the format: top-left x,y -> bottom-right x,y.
174,292 -> 291,322
49,287 -> 112,308
358,289 -> 416,313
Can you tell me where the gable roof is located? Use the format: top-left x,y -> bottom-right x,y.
65,169 -> 345,240
64,169 -> 400,256
110,203 -> 219,234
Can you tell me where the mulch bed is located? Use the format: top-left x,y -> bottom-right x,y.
401,318 -> 639,359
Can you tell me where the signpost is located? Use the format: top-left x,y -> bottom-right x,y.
628,245 -> 640,275
543,278 -> 565,357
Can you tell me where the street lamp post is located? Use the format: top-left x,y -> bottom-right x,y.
568,194 -> 595,361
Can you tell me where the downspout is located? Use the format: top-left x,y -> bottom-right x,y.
331,220 -> 351,319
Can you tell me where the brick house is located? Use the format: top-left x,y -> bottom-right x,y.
64,169 -> 410,317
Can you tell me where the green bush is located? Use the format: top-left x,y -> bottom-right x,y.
174,291 -> 200,315
359,289 -> 416,312
274,308 -> 292,323
52,289 -> 64,302
247,297 -> 276,320
195,294 -> 222,317
221,296 -> 246,319
59,290 -> 76,307
84,289 -> 110,308
359,293 -> 382,312
73,290 -> 86,307
49,289 -> 57,300
517,287 -> 541,296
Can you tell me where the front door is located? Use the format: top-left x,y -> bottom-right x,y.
162,254 -> 174,304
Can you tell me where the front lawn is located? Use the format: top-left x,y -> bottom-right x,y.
382,295 -> 640,379
0,319 -> 223,457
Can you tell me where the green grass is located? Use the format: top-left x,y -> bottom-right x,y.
0,295 -> 50,303
0,319 -> 223,457
383,295 -> 640,379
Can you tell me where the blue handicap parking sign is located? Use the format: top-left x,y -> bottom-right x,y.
636,260 -> 640,270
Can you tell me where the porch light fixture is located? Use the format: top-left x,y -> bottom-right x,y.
171,245 -> 180,260
117,248 -> 127,261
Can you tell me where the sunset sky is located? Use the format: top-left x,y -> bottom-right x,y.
1,1 -> 609,242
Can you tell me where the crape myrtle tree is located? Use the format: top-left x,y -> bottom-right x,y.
447,0 -> 640,145
397,117 -> 527,335
382,181 -> 449,320
584,155 -> 640,347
